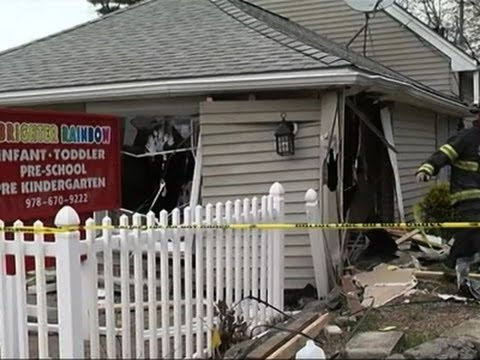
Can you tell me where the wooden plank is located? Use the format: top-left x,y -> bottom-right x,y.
341,275 -> 363,315
267,313 -> 330,359
395,229 -> 420,245
245,312 -> 320,360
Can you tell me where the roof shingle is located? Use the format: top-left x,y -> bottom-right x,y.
0,0 -> 437,94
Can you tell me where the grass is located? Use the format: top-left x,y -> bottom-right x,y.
402,332 -> 436,350
352,310 -> 381,333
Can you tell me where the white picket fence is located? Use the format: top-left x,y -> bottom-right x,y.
0,183 -> 285,359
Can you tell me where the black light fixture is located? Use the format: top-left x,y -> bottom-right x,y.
275,113 -> 296,156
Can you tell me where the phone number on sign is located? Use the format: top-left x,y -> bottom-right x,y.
25,194 -> 89,208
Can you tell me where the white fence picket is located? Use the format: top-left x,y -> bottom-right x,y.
250,197 -> 259,324
194,205 -> 205,357
234,200 -> 242,306
0,221 -> 8,358
132,213 -> 144,359
214,203 -> 223,303
266,195 -> 274,320
33,221 -> 49,359
183,206 -> 194,358
224,201 -> 233,307
0,183 -> 287,359
259,195 -> 268,324
205,203 -> 214,356
85,217 -> 100,358
172,208 -> 182,359
243,198 -> 251,318
159,210 -> 170,358
119,215 -> 131,358
146,211 -> 158,359
14,221 -> 29,358
103,216 -> 116,358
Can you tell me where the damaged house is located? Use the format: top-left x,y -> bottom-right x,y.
0,0 -> 475,289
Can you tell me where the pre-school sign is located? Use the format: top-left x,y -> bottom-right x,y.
0,108 -> 121,222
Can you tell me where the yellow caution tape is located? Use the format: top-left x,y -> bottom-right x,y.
0,221 -> 479,233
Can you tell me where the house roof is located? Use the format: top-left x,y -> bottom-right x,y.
0,0 -> 472,116
0,0 -> 427,94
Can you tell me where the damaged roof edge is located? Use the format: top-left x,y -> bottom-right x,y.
0,67 -> 470,116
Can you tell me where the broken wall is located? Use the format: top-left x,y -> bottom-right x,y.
86,97 -> 202,215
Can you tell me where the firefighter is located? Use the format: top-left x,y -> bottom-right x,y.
416,111 -> 480,291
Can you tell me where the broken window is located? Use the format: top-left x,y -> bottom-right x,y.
119,114 -> 200,217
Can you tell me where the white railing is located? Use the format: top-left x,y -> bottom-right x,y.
0,183 -> 285,359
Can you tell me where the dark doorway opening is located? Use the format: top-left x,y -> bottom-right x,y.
342,94 -> 397,269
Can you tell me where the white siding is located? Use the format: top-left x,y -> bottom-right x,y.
200,99 -> 322,289
393,103 -> 437,219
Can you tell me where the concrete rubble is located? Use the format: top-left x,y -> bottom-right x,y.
345,331 -> 404,359
403,337 -> 478,360
443,319 -> 480,346
353,263 -> 417,308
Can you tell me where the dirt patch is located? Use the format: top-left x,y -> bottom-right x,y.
318,280 -> 480,357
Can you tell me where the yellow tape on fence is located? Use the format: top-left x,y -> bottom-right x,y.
0,222 -> 480,234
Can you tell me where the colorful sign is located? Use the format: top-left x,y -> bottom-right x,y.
0,108 -> 121,223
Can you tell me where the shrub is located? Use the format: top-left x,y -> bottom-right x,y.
412,181 -> 458,239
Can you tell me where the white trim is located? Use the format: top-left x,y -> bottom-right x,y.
380,107 -> 405,222
0,69 -> 359,106
386,5 -> 478,72
189,134 -> 202,210
474,70 -> 480,106
0,68 -> 469,115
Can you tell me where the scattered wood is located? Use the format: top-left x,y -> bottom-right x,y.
267,313 -> 330,359
410,234 -> 445,250
389,229 -> 445,249
414,270 -> 480,281
395,229 -> 420,245
244,312 -> 320,359
341,275 -> 363,315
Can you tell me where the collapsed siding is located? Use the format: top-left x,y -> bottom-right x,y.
250,0 -> 456,95
200,99 -> 322,289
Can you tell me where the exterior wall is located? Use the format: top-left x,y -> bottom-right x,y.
393,103 -> 437,219
200,99 -> 323,289
250,0 -> 456,95
460,71 -> 474,104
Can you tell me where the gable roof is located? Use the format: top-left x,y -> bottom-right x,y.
0,0 -> 424,94
385,4 -> 478,72
0,0 -> 471,115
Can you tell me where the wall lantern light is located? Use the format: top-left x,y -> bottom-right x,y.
275,113 -> 297,156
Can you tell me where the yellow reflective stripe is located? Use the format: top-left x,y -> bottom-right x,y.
439,144 -> 459,160
452,160 -> 479,172
451,189 -> 480,204
418,163 -> 434,175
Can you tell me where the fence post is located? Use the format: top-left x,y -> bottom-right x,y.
305,189 -> 330,299
54,206 -> 84,358
269,182 -> 285,312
